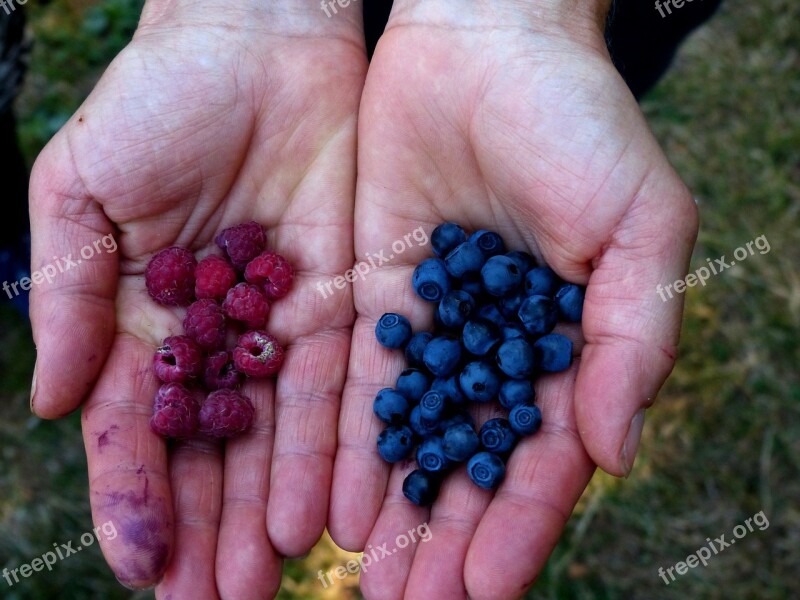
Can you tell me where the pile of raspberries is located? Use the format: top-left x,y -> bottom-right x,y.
145,221 -> 292,440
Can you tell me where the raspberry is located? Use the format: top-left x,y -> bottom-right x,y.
153,335 -> 203,383
223,283 -> 270,328
145,247 -> 197,306
198,389 -> 255,438
233,331 -> 284,377
215,221 -> 266,270
183,299 -> 226,351
244,252 -> 294,300
203,351 -> 243,390
195,255 -> 237,301
150,383 -> 200,438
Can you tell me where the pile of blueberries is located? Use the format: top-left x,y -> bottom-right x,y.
373,223 -> 584,506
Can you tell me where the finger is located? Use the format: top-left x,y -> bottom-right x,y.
30,136 -> 119,419
465,363 -> 595,600
575,177 -> 698,476
82,334 -> 173,589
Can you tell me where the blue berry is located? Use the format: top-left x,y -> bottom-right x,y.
479,418 -> 517,454
438,290 -> 476,329
438,410 -> 475,432
505,250 -> 536,275
416,436 -> 451,473
533,333 -> 573,372
405,332 -> 433,367
459,361 -> 502,403
509,403 -> 542,436
423,335 -> 462,377
501,323 -> 527,341
524,266 -> 560,297
431,222 -> 467,257
498,379 -> 535,410
459,274 -> 485,298
373,388 -> 411,424
467,451 -> 506,489
469,229 -> 506,258
377,425 -> 415,463
517,295 -> 558,335
444,242 -> 485,278
396,368 -> 431,403
413,258 -> 451,302
442,422 -> 479,462
410,405 -> 439,437
375,313 -> 412,349
430,375 -> 466,405
496,338 -> 536,379
480,255 -> 522,297
476,303 -> 507,328
403,469 -> 441,506
555,283 -> 585,322
462,319 -> 501,356
419,390 -> 447,421
498,290 -> 526,320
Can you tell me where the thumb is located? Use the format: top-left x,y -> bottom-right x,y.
29,132 -> 119,419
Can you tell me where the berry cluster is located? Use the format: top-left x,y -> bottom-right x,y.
144,221 -> 293,440
373,223 -> 585,506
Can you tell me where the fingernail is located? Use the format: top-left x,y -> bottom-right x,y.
29,360 -> 38,413
620,408 -> 645,477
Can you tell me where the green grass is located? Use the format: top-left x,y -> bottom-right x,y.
2,0 -> 799,598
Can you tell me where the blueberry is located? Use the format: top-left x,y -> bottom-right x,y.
431,222 -> 467,257
419,390 -> 447,422
505,250 -> 536,275
459,361 -> 501,403
533,333 -> 573,372
479,418 -> 517,454
377,425 -> 415,463
498,290 -> 526,320
444,242 -> 485,278
375,313 -> 413,349
438,290 -> 476,329
410,405 -> 439,437
555,283 -> 585,322
467,451 -> 506,489
509,404 -> 543,436
476,303 -> 507,328
413,258 -> 451,302
405,332 -> 433,367
403,469 -> 441,506
496,338 -> 537,379
430,375 -> 466,405
524,267 -> 561,297
468,229 -> 506,258
442,422 -> 480,462
423,335 -> 462,377
438,410 -> 475,432
462,319 -> 501,356
395,368 -> 431,403
416,436 -> 451,473
517,295 -> 558,335
373,388 -> 411,424
501,323 -> 527,341
459,273 -> 485,298
499,379 -> 535,410
480,255 -> 522,297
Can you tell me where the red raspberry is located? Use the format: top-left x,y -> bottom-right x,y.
145,247 -> 197,306
244,252 -> 294,300
153,335 -> 203,383
204,351 -> 243,390
223,283 -> 270,328
150,382 -> 201,438
233,330 -> 285,377
195,255 -> 237,301
198,389 -> 255,438
183,299 -> 226,350
215,221 -> 266,270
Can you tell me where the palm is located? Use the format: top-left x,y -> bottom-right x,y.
331,22 -> 697,600
30,21 -> 364,597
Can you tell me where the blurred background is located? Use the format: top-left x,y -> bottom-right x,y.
0,0 -> 798,598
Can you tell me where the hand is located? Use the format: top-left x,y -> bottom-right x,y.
29,2 -> 365,596
330,1 -> 698,598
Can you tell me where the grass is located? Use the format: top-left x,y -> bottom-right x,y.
2,0 -> 798,598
